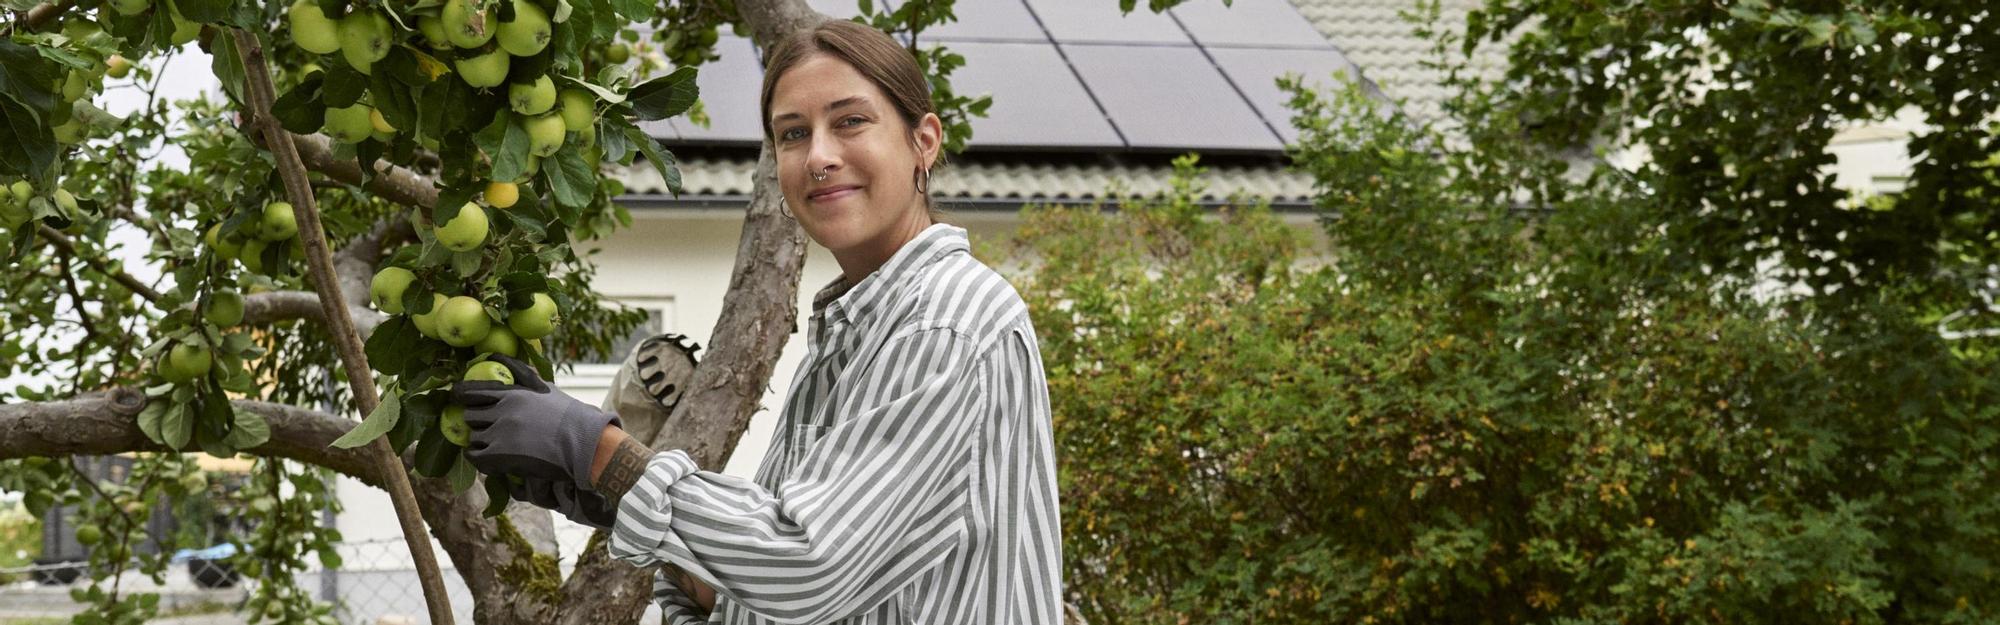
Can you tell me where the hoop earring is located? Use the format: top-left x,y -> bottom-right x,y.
915,167 -> 931,194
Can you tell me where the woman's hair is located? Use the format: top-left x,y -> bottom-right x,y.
760,19 -> 947,222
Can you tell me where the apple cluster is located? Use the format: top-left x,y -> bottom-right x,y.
290,0 -> 601,180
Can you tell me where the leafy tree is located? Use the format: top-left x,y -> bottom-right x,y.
1003,68 -> 1997,623
1451,0 -> 1998,312
0,0 -> 1187,622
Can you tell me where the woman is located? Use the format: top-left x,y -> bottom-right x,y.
453,18 -> 1063,625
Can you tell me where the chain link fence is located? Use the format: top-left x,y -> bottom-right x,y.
1,523 -> 666,624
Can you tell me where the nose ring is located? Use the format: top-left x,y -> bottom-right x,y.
810,166 -> 829,182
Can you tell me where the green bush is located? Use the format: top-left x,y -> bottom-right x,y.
1003,83 -> 1999,625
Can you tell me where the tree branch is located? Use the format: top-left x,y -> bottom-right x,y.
231,29 -> 456,625
0,389 -> 382,487
18,0 -> 74,33
554,2 -> 818,622
36,224 -> 164,304
290,133 -> 439,211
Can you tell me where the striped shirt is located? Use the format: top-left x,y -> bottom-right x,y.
609,223 -> 1064,624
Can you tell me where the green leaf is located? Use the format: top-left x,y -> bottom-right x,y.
626,128 -> 681,196
477,114 -> 533,184
224,407 -> 270,449
412,425 -> 458,478
211,34 -> 246,106
627,67 -> 699,121
331,391 -> 401,449
136,400 -> 167,444
370,70 -> 419,135
272,73 -> 328,135
323,65 -> 369,108
481,474 -> 512,517
163,404 -> 194,450
562,77 -> 626,105
452,248 -> 483,277
607,0 -> 653,21
0,99 -> 55,178
447,450 -> 477,492
546,147 -> 596,208
365,316 -> 425,376
175,0 -> 231,23
495,205 -> 548,241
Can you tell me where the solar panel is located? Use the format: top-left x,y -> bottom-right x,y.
674,36 -> 767,145
1208,47 -> 1366,144
945,42 -> 1121,149
920,0 -> 1048,43
1062,43 -> 1280,152
1171,0 -> 1333,49
1024,0 -> 1189,45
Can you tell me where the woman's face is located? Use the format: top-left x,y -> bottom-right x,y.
769,54 -> 940,264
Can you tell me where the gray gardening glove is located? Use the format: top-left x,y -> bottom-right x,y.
510,475 -> 618,529
452,355 -> 622,491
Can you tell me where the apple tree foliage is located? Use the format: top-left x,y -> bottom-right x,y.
0,0 -> 1213,622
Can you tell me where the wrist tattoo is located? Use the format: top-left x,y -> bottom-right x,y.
595,436 -> 653,501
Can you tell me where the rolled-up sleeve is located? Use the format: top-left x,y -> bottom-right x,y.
609,327 -> 984,625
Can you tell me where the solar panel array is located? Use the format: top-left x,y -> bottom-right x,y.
649,0 -> 1364,154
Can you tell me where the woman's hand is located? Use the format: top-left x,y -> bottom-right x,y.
451,355 -> 623,490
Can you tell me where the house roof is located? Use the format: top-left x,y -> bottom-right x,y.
613,154 -> 1319,207
617,0 -> 1501,207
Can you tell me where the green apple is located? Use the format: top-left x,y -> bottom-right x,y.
260,201 -> 298,241
602,42 -> 629,64
205,225 -> 244,259
0,201 -> 30,229
440,405 -> 471,446
370,266 -> 416,313
207,290 -> 245,327
323,104 -> 374,143
107,0 -> 151,17
105,55 -> 133,79
417,16 -> 452,50
75,524 -> 104,546
474,324 -> 518,357
435,202 -> 488,252
522,154 -> 541,177
238,238 -> 269,273
9,181 -> 30,200
455,47 -> 510,88
524,112 -> 564,157
62,71 -> 87,102
509,74 -> 555,115
338,9 -> 392,74
557,88 -> 594,131
484,181 -> 519,208
507,292 -> 557,339
52,189 -> 79,213
436,295 -> 492,347
411,292 -> 449,338
158,342 -> 212,383
463,360 -> 514,383
440,0 -> 494,49
289,0 -> 342,54
495,0 -> 550,56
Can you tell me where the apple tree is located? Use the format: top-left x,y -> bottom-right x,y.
0,0 -> 1188,623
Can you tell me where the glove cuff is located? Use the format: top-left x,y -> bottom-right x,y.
563,405 -> 624,492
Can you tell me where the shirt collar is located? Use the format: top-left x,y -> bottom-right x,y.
811,223 -> 968,324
